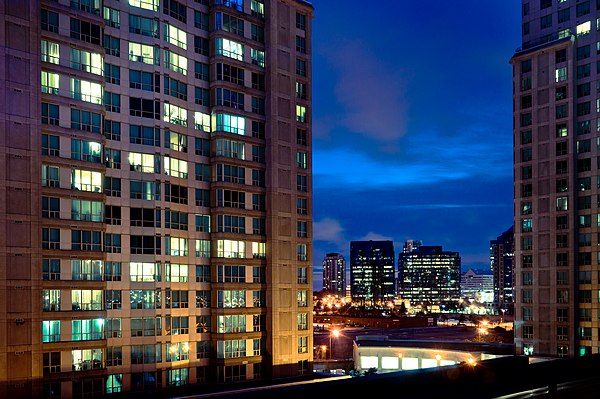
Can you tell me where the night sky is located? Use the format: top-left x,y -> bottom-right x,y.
310,1 -> 521,290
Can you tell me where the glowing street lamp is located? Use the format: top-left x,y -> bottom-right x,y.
330,329 -> 340,359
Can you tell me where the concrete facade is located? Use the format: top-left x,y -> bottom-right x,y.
511,0 -> 597,358
0,0 -> 314,396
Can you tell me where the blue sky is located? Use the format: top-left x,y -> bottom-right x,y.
310,1 -> 521,290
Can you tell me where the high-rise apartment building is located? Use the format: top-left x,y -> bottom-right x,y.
398,244 -> 461,309
0,0 -> 313,396
322,252 -> 345,296
349,241 -> 395,306
490,226 -> 514,315
512,0 -> 598,358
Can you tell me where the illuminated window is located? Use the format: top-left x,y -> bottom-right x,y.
164,23 -> 187,49
71,289 -> 103,311
252,242 -> 266,259
215,38 -> 244,61
213,113 -> 245,135
41,40 -> 60,64
71,349 -> 103,371
41,71 -> 60,94
72,319 -> 104,341
129,42 -> 159,65
70,48 -> 103,75
251,0 -> 264,18
296,105 -> 307,122
296,151 -> 307,169
130,262 -> 161,282
128,152 -> 159,173
166,264 -> 188,283
251,48 -> 265,67
71,139 -> 102,163
42,320 -> 61,342
165,130 -> 188,152
381,357 -> 399,369
555,67 -> 567,82
361,356 -> 378,369
71,169 -> 102,192
166,237 -> 188,256
194,112 -> 211,131
577,21 -> 591,37
164,156 -> 188,178
164,103 -> 188,127
195,240 -> 211,258
217,290 -> 246,308
164,50 -> 188,75
103,7 -> 120,28
70,78 -> 102,104
217,239 -> 245,258
129,0 -> 159,12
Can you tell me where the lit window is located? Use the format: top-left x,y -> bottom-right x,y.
70,48 -> 103,75
165,156 -> 188,178
194,112 -> 211,132
217,239 -> 245,258
164,103 -> 188,126
555,67 -> 567,82
296,105 -> 307,122
213,113 -> 245,135
41,71 -> 60,94
129,42 -> 159,65
129,0 -> 159,11
71,169 -> 102,192
70,78 -> 102,104
251,242 -> 266,259
129,262 -> 161,282
41,40 -> 60,64
42,320 -> 61,342
251,48 -> 265,68
216,38 -> 244,61
577,21 -> 591,37
164,23 -> 187,49
164,50 -> 188,75
128,152 -> 159,173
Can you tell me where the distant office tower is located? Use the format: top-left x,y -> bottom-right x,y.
399,245 -> 461,309
350,241 -> 395,306
461,269 -> 494,304
0,0 -> 314,395
490,226 -> 514,315
511,0 -> 597,357
398,239 -> 422,293
322,253 -> 346,296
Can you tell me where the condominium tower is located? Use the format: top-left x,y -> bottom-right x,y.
349,241 -> 395,306
512,0 -> 597,357
490,226 -> 514,315
0,0 -> 313,396
398,244 -> 461,309
322,252 -> 345,297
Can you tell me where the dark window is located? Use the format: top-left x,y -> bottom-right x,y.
41,9 -> 59,33
163,0 -> 187,23
194,36 -> 209,56
70,18 -> 101,45
577,1 -> 591,17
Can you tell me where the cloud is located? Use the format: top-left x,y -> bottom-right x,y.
358,232 -> 394,242
322,41 -> 408,142
313,218 -> 345,244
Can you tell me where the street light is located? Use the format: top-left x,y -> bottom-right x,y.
330,329 -> 340,359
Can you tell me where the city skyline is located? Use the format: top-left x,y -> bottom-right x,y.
311,1 -> 521,289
